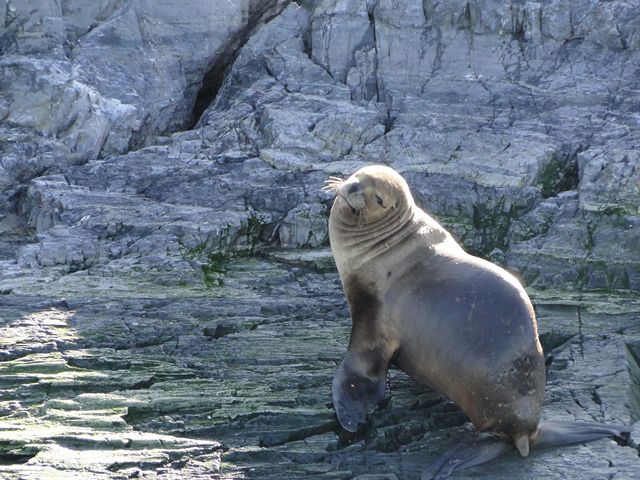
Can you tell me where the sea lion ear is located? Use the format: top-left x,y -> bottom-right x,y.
331,351 -> 387,432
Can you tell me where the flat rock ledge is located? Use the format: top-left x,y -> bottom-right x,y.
1,251 -> 639,479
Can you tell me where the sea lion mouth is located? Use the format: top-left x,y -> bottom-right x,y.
341,191 -> 366,214
323,176 -> 363,214
336,193 -> 361,215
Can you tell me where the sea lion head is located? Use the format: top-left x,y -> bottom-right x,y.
323,165 -> 418,272
324,165 -> 415,225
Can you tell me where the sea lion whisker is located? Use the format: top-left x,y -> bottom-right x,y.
324,177 -> 344,183
322,178 -> 344,193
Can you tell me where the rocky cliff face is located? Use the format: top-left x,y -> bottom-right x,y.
1,1 -> 639,478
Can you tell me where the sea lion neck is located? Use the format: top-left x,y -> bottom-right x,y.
329,199 -> 420,273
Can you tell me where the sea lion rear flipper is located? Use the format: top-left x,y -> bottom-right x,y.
332,350 -> 388,432
421,435 -> 513,480
534,420 -> 631,449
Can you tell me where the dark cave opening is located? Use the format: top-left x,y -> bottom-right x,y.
190,0 -> 292,127
191,55 -> 235,125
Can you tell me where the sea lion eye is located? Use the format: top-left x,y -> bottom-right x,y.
375,195 -> 385,208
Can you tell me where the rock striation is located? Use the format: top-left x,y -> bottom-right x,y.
1,1 -> 639,478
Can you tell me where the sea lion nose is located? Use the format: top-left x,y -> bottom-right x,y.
347,182 -> 361,194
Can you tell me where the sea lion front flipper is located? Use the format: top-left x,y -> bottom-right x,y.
332,350 -> 388,432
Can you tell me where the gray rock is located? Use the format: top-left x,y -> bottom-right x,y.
311,0 -> 373,83
278,202 -> 329,248
578,149 -> 640,214
0,0 -> 288,161
630,422 -> 640,451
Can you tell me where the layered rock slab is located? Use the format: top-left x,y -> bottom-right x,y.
1,255 -> 638,479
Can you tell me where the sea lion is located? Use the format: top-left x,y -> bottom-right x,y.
323,165 -> 630,479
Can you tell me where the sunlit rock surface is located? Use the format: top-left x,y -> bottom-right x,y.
1,1 -> 639,478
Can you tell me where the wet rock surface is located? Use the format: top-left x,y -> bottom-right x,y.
1,1 -> 639,478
